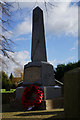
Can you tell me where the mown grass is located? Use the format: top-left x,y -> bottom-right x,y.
1,104 -> 64,120
0,89 -> 16,93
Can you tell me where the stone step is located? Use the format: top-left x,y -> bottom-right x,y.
46,97 -> 64,110
9,97 -> 64,111
9,98 -> 46,111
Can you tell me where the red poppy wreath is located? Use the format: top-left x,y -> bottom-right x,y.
21,84 -> 43,110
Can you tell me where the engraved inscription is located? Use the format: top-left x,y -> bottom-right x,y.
24,67 -> 41,82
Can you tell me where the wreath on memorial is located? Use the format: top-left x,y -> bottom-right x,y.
21,84 -> 43,110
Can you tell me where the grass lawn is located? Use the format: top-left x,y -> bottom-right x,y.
0,89 -> 16,93
1,104 -> 64,120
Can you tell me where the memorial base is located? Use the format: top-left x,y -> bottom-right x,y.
16,86 -> 62,110
16,61 -> 62,110
23,62 -> 55,86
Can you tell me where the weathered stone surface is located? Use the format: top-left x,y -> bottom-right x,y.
23,62 -> 55,86
24,66 -> 41,83
23,7 -> 55,86
41,86 -> 61,100
31,6 -> 47,62
16,86 -> 25,100
41,63 -> 55,86
64,67 -> 80,118
16,6 -> 62,110
46,97 -> 64,110
16,86 -> 61,101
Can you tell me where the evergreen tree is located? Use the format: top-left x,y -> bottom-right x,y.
9,73 -> 14,82
2,71 -> 10,89
55,60 -> 80,83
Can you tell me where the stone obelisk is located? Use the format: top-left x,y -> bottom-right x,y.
16,6 -> 61,110
23,6 -> 55,86
31,7 -> 47,62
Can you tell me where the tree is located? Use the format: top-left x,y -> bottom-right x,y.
77,60 -> 80,67
9,73 -> 14,82
2,71 -> 10,89
55,60 -> 80,83
0,1 -> 14,58
0,1 -> 20,67
9,73 -> 16,88
55,64 -> 65,82
13,67 -> 23,78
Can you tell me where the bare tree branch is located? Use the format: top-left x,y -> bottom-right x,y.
0,1 -> 18,67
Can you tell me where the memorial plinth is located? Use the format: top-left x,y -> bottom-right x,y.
16,6 -> 61,110
23,61 -> 55,86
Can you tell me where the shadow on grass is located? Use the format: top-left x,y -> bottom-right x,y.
2,118 -> 42,120
2,107 -> 27,113
14,110 -> 64,117
2,104 -> 64,115
2,104 -> 27,113
43,117 -> 79,120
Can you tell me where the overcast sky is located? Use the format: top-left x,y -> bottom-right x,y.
2,0 -> 79,75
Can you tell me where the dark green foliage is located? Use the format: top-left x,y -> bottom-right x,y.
55,64 -> 65,82
77,60 -> 80,67
2,71 -> 17,89
11,83 -> 16,89
55,60 -> 80,83
9,73 -> 14,82
2,71 -> 11,90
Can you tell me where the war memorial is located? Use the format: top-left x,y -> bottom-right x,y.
16,6 -> 61,110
